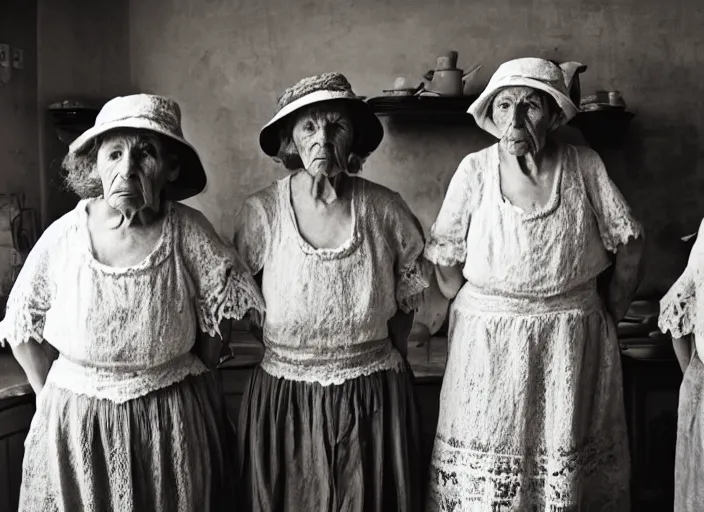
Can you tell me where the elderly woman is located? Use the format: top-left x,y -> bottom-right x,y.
1,94 -> 264,511
424,58 -> 645,511
234,72 -> 428,511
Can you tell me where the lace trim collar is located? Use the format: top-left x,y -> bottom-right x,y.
281,174 -> 364,260
493,143 -> 566,221
76,198 -> 174,275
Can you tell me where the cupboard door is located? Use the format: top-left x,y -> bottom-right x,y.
621,356 -> 680,510
220,367 -> 253,420
0,440 -> 9,512
0,396 -> 34,512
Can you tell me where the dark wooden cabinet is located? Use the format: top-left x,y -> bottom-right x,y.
621,355 -> 681,512
218,363 -> 254,425
0,395 -> 34,512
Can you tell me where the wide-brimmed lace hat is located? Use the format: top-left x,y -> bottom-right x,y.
468,57 -> 579,138
259,72 -> 384,158
68,94 -> 207,201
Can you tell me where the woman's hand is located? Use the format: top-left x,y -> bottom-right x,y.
11,339 -> 56,396
605,237 -> 645,323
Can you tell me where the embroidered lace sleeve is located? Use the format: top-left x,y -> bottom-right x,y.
659,271 -> 695,339
424,155 -> 478,266
659,220 -> 704,338
0,217 -> 66,347
233,196 -> 270,275
578,146 -> 644,253
179,205 -> 265,337
385,192 -> 430,314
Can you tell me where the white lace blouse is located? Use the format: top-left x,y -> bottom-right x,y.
659,219 -> 704,352
233,174 -> 429,386
425,144 -> 643,297
0,199 -> 264,403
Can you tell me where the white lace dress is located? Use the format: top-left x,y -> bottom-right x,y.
234,174 -> 428,385
425,144 -> 643,512
234,173 -> 429,511
0,199 -> 264,512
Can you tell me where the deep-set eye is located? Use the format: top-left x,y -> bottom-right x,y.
304,121 -> 315,133
498,102 -> 511,111
139,144 -> 156,158
109,150 -> 122,160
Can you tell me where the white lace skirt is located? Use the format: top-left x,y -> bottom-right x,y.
426,284 -> 631,512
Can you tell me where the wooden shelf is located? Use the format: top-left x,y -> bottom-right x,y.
367,95 -> 635,148
366,95 -> 479,124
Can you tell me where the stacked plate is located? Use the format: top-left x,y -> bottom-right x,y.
580,90 -> 627,112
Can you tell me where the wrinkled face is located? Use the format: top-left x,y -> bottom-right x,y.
291,104 -> 354,178
491,86 -> 555,156
96,131 -> 179,214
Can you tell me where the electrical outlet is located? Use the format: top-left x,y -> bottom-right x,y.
11,48 -> 23,70
0,44 -> 9,68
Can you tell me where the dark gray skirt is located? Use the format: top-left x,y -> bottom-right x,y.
19,371 -> 237,512
675,350 -> 704,511
237,365 -> 424,512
